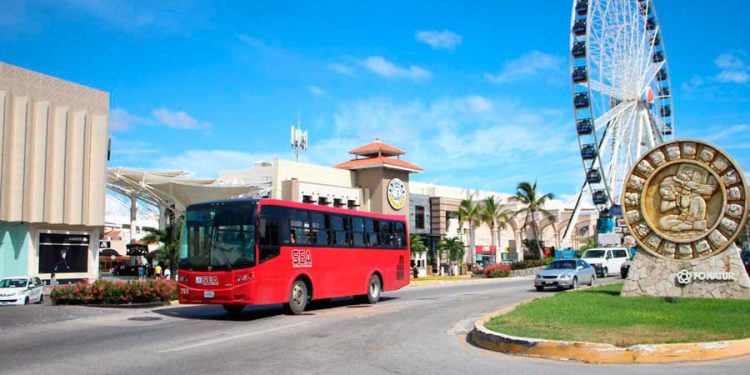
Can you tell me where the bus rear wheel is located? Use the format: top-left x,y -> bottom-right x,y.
356,274 -> 381,304
283,280 -> 308,315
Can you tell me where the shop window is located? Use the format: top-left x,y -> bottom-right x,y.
415,205 -> 425,229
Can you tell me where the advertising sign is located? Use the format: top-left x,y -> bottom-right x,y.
38,233 -> 90,273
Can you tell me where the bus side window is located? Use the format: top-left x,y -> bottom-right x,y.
352,217 -> 365,248
330,215 -> 346,247
372,220 -> 382,248
394,221 -> 406,249
379,221 -> 392,248
310,212 -> 328,246
364,219 -> 376,247
289,210 -> 310,245
343,216 -> 353,246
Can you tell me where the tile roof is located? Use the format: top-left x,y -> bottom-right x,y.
335,156 -> 422,172
349,139 -> 406,157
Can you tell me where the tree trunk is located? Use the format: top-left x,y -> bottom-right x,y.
489,222 -> 496,264
469,223 -> 476,265
497,225 -> 503,262
530,209 -> 544,259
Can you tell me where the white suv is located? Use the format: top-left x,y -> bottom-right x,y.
580,248 -> 629,278
0,276 -> 45,305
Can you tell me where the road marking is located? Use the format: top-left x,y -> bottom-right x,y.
158,321 -> 309,353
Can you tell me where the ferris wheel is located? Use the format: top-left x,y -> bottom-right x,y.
563,0 -> 675,244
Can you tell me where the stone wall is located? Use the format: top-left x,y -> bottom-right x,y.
622,244 -> 750,299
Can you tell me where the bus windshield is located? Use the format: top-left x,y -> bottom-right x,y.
180,203 -> 257,270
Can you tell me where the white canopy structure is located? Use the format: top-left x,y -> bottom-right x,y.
106,167 -> 263,241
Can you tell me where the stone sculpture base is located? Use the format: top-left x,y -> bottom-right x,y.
622,244 -> 750,299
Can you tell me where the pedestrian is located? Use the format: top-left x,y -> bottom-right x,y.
137,264 -> 145,280
49,272 -> 58,287
163,267 -> 171,280
155,264 -> 162,278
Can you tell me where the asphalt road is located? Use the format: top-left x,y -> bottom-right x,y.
1,276 -> 748,375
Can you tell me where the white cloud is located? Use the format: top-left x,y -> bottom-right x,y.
715,53 -> 749,84
308,85 -> 327,96
109,139 -> 160,163
715,53 -> 745,70
305,95 -> 578,193
464,95 -> 493,113
109,108 -> 153,131
110,107 -> 212,131
156,150 -> 279,178
359,56 -> 432,81
484,51 -> 565,84
61,0 -> 211,33
327,63 -> 355,76
415,30 -> 463,51
706,124 -> 750,141
152,108 -> 212,130
684,52 -> 750,94
717,70 -> 749,84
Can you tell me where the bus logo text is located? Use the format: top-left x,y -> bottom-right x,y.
195,276 -> 219,285
292,249 -> 312,268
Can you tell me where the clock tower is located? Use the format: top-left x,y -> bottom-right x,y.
335,139 -> 422,218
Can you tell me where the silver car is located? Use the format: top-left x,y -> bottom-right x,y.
534,259 -> 596,291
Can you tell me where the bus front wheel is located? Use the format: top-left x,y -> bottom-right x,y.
356,274 -> 381,304
284,280 -> 308,315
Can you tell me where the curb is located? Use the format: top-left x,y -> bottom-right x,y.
52,301 -> 173,308
469,295 -> 750,364
409,275 -> 534,288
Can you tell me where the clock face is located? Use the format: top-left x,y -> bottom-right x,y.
387,178 -> 406,210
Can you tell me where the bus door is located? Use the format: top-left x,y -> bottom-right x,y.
257,206 -> 285,303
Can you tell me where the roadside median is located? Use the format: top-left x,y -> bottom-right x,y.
469,284 -> 750,364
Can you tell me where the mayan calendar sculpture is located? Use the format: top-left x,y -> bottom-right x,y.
621,140 -> 750,299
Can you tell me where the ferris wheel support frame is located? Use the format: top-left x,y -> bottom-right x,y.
562,0 -> 676,248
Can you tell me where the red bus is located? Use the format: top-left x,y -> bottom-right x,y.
177,198 -> 410,314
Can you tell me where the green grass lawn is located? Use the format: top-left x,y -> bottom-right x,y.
485,283 -> 750,347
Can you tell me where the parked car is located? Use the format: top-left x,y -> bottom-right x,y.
534,259 -> 596,291
0,276 -> 45,305
580,247 -> 629,278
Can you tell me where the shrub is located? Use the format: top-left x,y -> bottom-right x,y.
50,279 -> 176,305
510,258 -> 554,270
488,269 -> 511,278
484,263 -> 512,278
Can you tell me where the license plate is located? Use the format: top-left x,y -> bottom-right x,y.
542,282 -> 548,285
204,291 -> 215,298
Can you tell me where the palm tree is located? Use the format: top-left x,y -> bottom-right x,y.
438,237 -> 466,268
481,196 -> 511,259
511,181 -> 556,260
141,225 -> 180,279
458,197 -> 482,265
410,234 -> 428,258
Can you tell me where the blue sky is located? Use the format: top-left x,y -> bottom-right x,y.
1,0 -> 749,202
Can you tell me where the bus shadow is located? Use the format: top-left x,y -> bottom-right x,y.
154,304 -> 283,322
153,296 -> 399,321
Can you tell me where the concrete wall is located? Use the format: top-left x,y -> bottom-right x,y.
355,168 -> 410,219
409,193 -> 431,235
0,222 -> 30,276
272,159 -> 355,199
0,62 -> 109,226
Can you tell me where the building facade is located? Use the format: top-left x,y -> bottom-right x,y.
218,139 -> 598,272
0,62 -> 109,281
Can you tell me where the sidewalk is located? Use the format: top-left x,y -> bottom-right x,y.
408,275 -> 531,287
